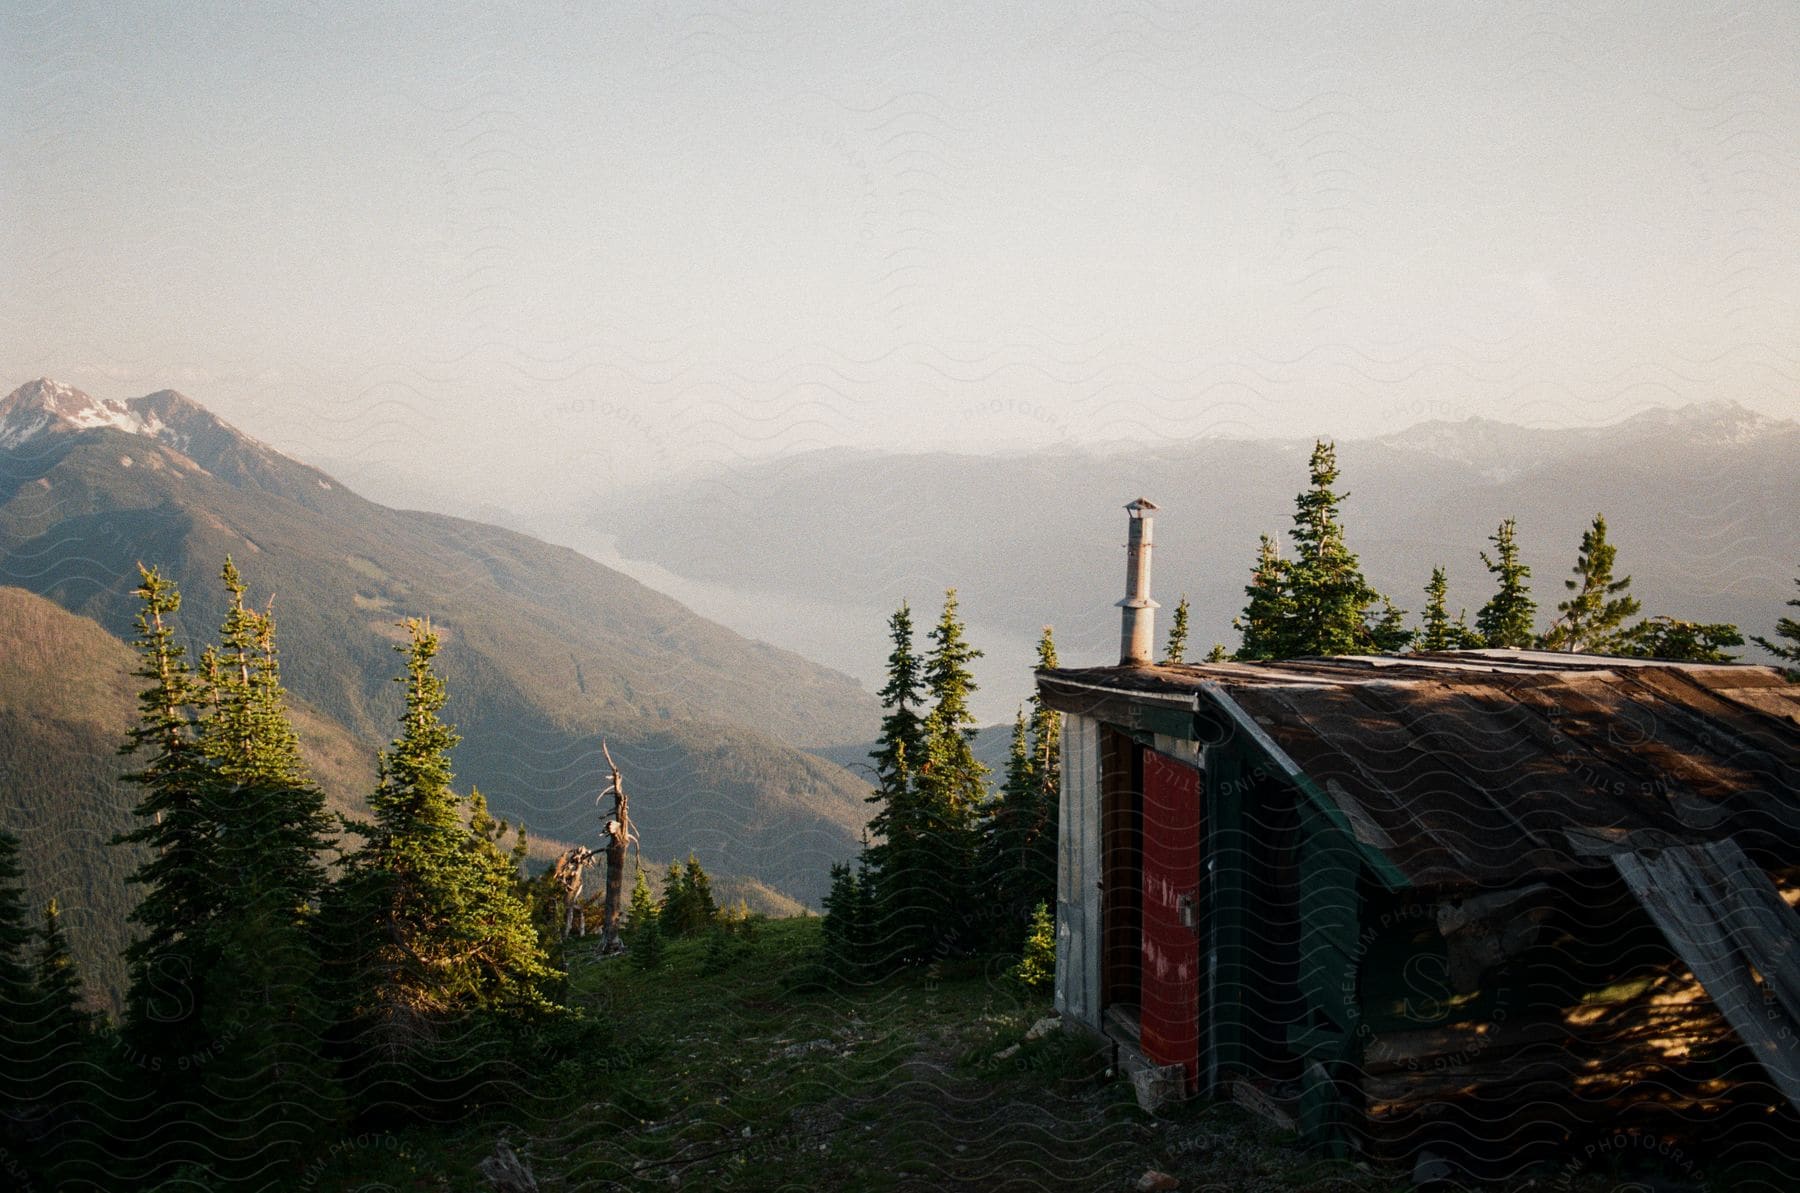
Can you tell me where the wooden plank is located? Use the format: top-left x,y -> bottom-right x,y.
1205,737 -> 1246,1085
1231,1079 -> 1296,1131
1037,677 -> 1195,729
1621,667 -> 1800,760
1055,713 -> 1103,1030
1701,839 -> 1800,1022
1712,686 -> 1800,728
1613,845 -> 1800,1111
1360,1018 -> 1568,1074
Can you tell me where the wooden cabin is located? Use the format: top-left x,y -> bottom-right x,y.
1036,650 -> 1800,1174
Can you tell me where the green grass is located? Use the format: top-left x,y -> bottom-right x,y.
308,919 -> 1420,1192
301,918 -> 1752,1191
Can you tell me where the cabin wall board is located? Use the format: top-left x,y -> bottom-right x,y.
1055,712 -> 1103,1030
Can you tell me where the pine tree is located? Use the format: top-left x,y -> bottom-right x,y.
0,829 -> 36,1111
1163,596 -> 1191,664
333,619 -> 556,1036
113,566 -> 219,1075
1417,567 -> 1483,651
195,565 -> 334,929
1019,629 -> 1063,940
868,591 -> 987,963
1614,617 -> 1743,662
630,911 -> 666,971
1234,534 -> 1292,659
1204,643 -> 1229,662
1369,598 -> 1414,653
1539,515 -> 1640,653
1476,518 -> 1537,648
27,900 -> 95,1100
819,862 -> 863,983
916,590 -> 988,951
1009,902 -> 1056,991
852,850 -> 877,971
625,864 -> 656,933
871,602 -> 927,793
188,565 -> 341,1180
1282,441 -> 1388,656
6,895 -> 102,1185
195,564 -> 334,918
660,859 -> 689,935
202,557 -> 306,787
921,590 -> 986,796
862,603 -> 927,970
678,853 -> 719,937
979,709 -> 1037,946
467,789 -> 530,893
1027,626 -> 1061,826
1751,571 -> 1800,676
1418,567 -> 1456,651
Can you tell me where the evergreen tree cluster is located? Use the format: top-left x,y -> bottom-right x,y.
818,855 -> 879,982
1230,443 -> 1413,659
823,597 -> 1061,980
658,853 -> 721,939
1752,575 -> 1800,677
0,831 -> 102,1179
1222,444 -> 1756,664
623,853 -> 745,973
0,560 -> 581,1190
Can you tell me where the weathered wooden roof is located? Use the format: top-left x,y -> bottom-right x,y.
1038,652 -> 1800,887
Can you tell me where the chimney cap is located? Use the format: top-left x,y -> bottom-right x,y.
1125,497 -> 1158,514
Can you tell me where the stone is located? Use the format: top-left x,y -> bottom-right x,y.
1412,1150 -> 1455,1185
477,1138 -> 539,1193
1130,1063 -> 1186,1114
995,1044 -> 1021,1060
1136,1169 -> 1179,1192
1024,1015 -> 1061,1041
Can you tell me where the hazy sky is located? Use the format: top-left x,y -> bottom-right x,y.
5,2 -> 1798,507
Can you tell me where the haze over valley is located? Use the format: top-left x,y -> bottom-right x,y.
3,6 -> 1799,1189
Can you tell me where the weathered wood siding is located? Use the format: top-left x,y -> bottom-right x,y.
1055,712 -> 1103,1030
1615,840 -> 1800,1111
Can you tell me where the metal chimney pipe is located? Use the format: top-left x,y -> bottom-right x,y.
1118,498 -> 1159,665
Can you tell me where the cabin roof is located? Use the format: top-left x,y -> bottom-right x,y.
1037,652 -> 1800,887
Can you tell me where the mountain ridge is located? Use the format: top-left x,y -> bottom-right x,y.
0,379 -> 883,952
587,399 -> 1799,711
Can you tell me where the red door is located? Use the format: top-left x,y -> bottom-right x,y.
1139,747 -> 1201,1088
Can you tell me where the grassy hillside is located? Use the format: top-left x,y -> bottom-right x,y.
0,389 -> 882,918
303,918 -> 1728,1192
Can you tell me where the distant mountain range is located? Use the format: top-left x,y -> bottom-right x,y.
0,378 -> 886,1003
595,400 -> 1799,694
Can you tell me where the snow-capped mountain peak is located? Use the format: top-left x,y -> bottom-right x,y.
1,378 -> 346,509
0,378 -> 173,448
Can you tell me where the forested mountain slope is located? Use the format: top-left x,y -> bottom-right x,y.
0,586 -> 377,1009
0,381 -> 881,982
